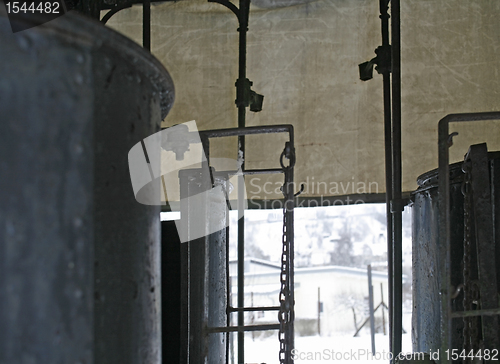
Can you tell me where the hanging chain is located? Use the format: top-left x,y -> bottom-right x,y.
461,157 -> 479,356
278,194 -> 290,364
278,142 -> 294,364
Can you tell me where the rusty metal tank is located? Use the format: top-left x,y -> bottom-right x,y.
411,152 -> 500,355
0,8 -> 174,364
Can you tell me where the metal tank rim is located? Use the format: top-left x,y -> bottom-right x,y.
414,151 -> 500,193
0,7 -> 175,120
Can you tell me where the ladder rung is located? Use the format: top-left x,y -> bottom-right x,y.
228,306 -> 280,312
207,323 -> 280,333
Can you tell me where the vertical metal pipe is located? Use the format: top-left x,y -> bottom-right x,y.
317,287 -> 321,336
368,265 -> 376,356
237,182 -> 245,364
237,0 -> 249,362
383,69 -> 394,360
143,0 -> 151,51
438,118 -> 451,362
286,164 -> 295,359
378,0 -> 394,359
391,0 -> 403,358
381,283 -> 386,335
226,224 -> 231,364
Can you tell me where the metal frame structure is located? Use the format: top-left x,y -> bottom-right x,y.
358,0 -> 403,360
438,112 -> 500,361
169,124 -> 296,363
100,0 -> 292,360
95,0 -> 413,360
197,125 -> 296,364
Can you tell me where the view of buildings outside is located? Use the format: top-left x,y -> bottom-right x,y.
228,203 -> 413,363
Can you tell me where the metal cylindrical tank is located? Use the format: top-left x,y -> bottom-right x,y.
412,152 -> 500,355
0,8 -> 173,364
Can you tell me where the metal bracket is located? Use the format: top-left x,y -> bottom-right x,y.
234,78 -> 264,112
389,198 -> 406,213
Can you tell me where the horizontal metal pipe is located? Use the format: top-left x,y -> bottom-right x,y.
242,168 -> 283,175
208,324 -> 280,333
215,168 -> 283,176
200,125 -> 294,144
439,112 -> 500,125
228,306 -> 280,312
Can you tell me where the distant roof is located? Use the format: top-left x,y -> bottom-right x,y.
229,257 -> 390,279
229,257 -> 281,270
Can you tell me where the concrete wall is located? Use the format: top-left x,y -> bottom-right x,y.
108,0 -> 500,200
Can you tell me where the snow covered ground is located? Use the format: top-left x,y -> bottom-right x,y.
239,332 -> 413,364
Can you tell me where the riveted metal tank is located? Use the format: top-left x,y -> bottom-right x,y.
412,152 -> 500,355
0,8 -> 174,364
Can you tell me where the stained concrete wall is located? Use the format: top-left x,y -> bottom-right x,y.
107,0 -> 500,200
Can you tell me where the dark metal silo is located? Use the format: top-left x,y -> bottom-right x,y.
0,8 -> 174,364
412,151 -> 500,355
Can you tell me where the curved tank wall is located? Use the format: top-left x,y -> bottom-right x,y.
0,8 -> 174,364
412,152 -> 500,354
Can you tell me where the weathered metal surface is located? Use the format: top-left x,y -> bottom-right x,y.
412,160 -> 467,355
207,176 -> 229,364
413,145 -> 500,358
492,158 -> 500,308
179,169 -> 227,364
466,144 -> 500,352
0,8 -> 174,364
90,9 -> 173,364
0,11 -> 95,364
437,113 -> 500,362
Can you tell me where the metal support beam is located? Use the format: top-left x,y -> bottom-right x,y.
235,1 -> 249,361
390,0 -> 403,359
143,0 -> 151,51
467,143 -> 500,351
368,265 -> 376,356
358,1 -> 398,359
